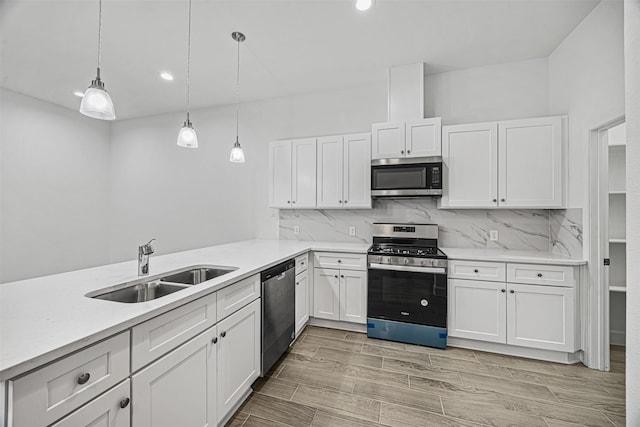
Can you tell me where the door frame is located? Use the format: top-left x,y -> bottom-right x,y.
587,116 -> 625,371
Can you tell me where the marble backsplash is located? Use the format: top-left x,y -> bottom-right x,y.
279,199 -> 583,258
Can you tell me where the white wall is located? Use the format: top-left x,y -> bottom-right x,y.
625,0 -> 640,423
548,0 -> 625,259
426,58 -> 550,125
0,89 -> 111,283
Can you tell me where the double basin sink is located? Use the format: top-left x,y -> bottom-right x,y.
86,265 -> 238,303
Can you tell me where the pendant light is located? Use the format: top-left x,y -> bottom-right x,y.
229,31 -> 246,163
177,0 -> 198,148
79,0 -> 116,120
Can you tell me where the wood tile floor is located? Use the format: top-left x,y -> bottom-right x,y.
227,326 -> 626,427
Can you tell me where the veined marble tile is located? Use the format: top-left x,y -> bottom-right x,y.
279,200 -> 583,256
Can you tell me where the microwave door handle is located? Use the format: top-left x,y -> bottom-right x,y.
368,263 -> 447,275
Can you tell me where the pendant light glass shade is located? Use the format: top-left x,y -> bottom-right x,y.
177,117 -> 198,148
80,0 -> 115,120
229,138 -> 245,162
79,69 -> 115,120
230,31 -> 246,163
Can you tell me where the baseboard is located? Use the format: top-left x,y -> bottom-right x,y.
610,330 -> 626,346
447,337 -> 583,364
308,317 -> 367,333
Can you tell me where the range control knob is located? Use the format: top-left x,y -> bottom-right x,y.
403,258 -> 410,264
421,299 -> 429,307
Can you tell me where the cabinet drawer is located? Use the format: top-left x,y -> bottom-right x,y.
51,380 -> 131,427
448,260 -> 506,282
9,332 -> 130,427
295,253 -> 309,275
507,263 -> 574,287
314,252 -> 366,270
216,274 -> 260,321
132,292 -> 217,371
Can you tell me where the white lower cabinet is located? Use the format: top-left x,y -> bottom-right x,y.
449,261 -> 578,353
52,380 -> 131,427
449,279 -> 506,344
216,299 -> 261,422
132,326 -> 218,427
295,272 -> 310,334
506,283 -> 575,352
313,267 -> 366,324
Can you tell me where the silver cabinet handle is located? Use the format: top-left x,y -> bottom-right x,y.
368,263 -> 446,275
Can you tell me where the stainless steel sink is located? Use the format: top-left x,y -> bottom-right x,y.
92,281 -> 188,303
87,264 -> 239,303
160,267 -> 237,285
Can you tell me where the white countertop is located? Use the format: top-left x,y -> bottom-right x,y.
0,239 -> 369,382
441,247 -> 587,266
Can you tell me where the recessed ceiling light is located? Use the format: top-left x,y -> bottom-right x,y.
73,91 -> 85,97
355,0 -> 374,11
160,72 -> 174,81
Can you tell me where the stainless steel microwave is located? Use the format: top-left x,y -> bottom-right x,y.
371,156 -> 443,197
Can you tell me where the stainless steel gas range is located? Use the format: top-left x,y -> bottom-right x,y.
367,223 -> 448,349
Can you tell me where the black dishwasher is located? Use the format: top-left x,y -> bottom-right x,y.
260,259 -> 295,376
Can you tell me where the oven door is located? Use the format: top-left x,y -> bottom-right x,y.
367,264 -> 447,327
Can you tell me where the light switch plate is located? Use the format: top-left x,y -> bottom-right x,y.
294,226 -> 300,235
349,226 -> 356,236
489,230 -> 498,241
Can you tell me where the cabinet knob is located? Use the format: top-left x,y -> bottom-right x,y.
501,289 -> 506,293
493,199 -> 497,203
474,269 -> 479,273
337,259 -> 342,263
77,372 -> 91,385
287,200 -> 291,204
296,282 -> 299,286
339,200 -> 343,204
341,275 -> 344,278
292,201 -> 296,204
401,150 -> 404,154
407,150 -> 411,154
537,273 -> 543,278
221,331 -> 227,338
334,275 -> 338,278
501,198 -> 506,202
344,200 -> 348,204
510,290 -> 515,294
119,397 -> 130,409
212,337 -> 218,344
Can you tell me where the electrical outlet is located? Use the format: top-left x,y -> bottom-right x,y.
349,226 -> 356,236
490,230 -> 498,241
294,226 -> 300,235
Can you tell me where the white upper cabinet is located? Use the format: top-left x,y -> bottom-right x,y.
498,116 -> 564,208
441,122 -> 498,208
268,138 -> 317,209
317,133 -> 372,209
372,118 -> 441,159
292,138 -> 318,208
343,133 -> 372,208
440,115 -> 565,209
268,140 -> 294,208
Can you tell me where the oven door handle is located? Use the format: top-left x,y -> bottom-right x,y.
368,263 -> 447,275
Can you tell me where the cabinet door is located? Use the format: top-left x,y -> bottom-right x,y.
316,136 -> 344,208
448,279 -> 506,343
217,299 -> 261,422
132,327 -> 217,427
268,140 -> 293,208
313,268 -> 340,320
292,137 -> 317,208
498,116 -> 564,208
506,283 -> 575,352
405,118 -> 442,157
441,122 -> 498,208
339,270 -> 367,324
343,133 -> 372,208
51,380 -> 130,427
295,272 -> 310,335
372,122 -> 405,159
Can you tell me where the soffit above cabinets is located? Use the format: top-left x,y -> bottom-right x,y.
0,0 -> 598,119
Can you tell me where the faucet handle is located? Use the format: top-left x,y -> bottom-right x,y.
140,239 -> 156,255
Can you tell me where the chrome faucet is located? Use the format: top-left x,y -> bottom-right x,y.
138,239 -> 156,276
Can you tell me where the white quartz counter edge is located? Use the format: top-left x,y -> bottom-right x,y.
441,247 -> 587,266
0,239 -> 369,382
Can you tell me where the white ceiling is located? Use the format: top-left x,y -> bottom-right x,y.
1,0 -> 599,120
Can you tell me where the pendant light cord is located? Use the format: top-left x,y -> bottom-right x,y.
235,36 -> 240,140
186,0 -> 192,122
97,0 -> 102,74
